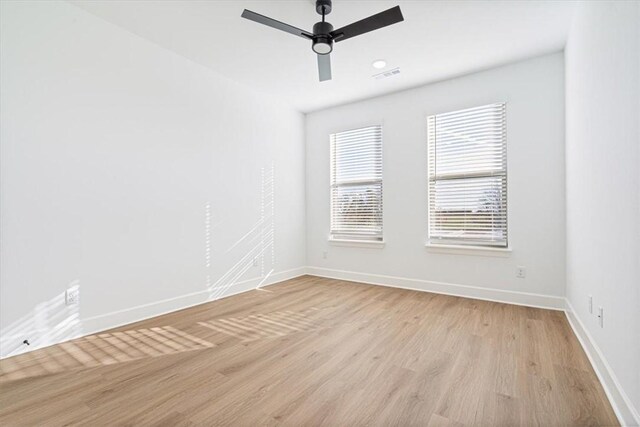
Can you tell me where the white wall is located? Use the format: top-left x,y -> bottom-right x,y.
0,1 -> 306,358
565,1 -> 640,423
306,53 -> 566,305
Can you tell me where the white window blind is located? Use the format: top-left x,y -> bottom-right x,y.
428,103 -> 507,247
330,125 -> 383,241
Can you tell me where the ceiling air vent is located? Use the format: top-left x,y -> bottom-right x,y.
373,67 -> 400,80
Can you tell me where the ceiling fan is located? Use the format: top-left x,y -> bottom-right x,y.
241,0 -> 404,82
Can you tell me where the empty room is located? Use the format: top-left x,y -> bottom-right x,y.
0,0 -> 638,425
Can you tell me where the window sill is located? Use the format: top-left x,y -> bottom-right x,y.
329,238 -> 385,249
425,243 -> 512,257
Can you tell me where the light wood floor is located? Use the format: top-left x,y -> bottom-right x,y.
0,276 -> 618,426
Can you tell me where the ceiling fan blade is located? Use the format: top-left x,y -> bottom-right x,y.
330,6 -> 404,43
317,54 -> 332,82
241,9 -> 313,40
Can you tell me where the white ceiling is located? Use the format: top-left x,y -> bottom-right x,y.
70,0 -> 576,112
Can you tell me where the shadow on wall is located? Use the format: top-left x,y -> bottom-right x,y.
0,164 -> 278,360
0,281 -> 82,359
206,163 -> 276,301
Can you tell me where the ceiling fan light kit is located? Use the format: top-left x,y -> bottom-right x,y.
241,0 -> 404,82
312,22 -> 333,55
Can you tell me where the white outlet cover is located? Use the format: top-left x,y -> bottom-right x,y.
65,286 -> 80,305
516,266 -> 526,278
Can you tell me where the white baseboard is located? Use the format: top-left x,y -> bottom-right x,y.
564,299 -> 640,427
81,267 -> 305,334
0,267 -> 306,359
306,266 -> 565,310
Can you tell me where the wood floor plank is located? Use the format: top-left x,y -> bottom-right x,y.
0,275 -> 619,426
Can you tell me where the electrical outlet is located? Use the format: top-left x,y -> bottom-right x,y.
597,306 -> 604,328
65,285 -> 79,305
588,295 -> 593,314
322,251 -> 328,259
516,266 -> 526,279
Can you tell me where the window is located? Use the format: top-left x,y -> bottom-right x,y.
428,103 -> 507,247
330,125 -> 383,242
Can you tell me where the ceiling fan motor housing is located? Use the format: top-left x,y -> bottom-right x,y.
312,21 -> 333,55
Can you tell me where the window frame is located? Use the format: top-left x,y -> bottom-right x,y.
427,102 -> 508,249
329,124 -> 384,244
